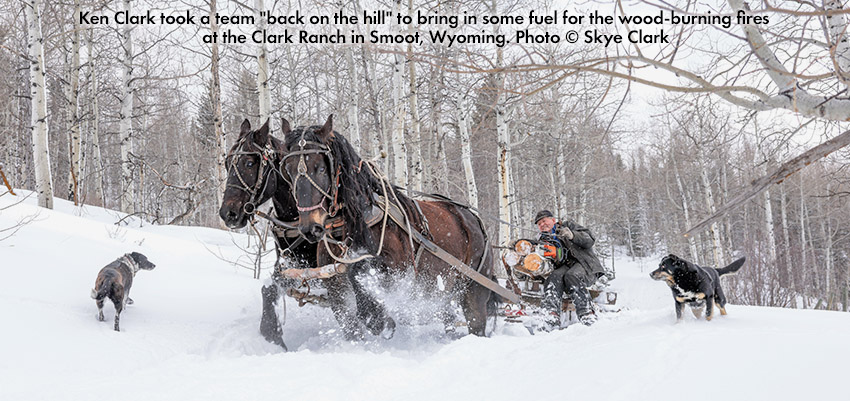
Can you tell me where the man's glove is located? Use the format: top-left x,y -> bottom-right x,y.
556,225 -> 574,240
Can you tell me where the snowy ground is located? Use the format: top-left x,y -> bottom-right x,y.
1,191 -> 847,401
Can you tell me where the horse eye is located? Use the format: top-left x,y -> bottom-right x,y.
246,160 -> 254,168
318,165 -> 326,173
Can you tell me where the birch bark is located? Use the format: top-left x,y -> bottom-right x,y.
25,0 -> 53,209
119,0 -> 135,213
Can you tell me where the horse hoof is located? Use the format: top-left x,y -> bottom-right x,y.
268,336 -> 288,351
381,317 -> 396,340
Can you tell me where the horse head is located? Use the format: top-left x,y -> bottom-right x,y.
281,115 -> 338,242
219,118 -> 279,229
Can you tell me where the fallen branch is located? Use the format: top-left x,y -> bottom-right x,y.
683,129 -> 850,238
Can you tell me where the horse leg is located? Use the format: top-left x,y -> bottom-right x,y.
461,282 -> 490,336
349,259 -> 395,338
438,299 -> 457,335
325,275 -> 365,341
259,280 -> 288,350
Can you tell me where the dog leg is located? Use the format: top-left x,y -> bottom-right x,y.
691,306 -> 703,319
96,299 -> 105,321
715,287 -> 728,316
705,298 -> 715,321
113,299 -> 123,332
675,301 -> 685,321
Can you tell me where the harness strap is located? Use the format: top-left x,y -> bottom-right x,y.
370,194 -> 518,303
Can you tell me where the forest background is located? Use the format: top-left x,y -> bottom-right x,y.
2,0 -> 849,311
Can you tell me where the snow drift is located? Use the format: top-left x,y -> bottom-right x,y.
0,191 -> 847,401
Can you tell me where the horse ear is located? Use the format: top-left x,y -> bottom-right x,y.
317,114 -> 334,141
281,118 -> 291,136
254,118 -> 270,144
239,119 -> 251,138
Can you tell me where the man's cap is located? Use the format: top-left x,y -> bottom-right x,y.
534,210 -> 554,224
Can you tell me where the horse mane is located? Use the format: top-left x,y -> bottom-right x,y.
285,125 -> 426,247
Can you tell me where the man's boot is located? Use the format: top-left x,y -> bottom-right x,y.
578,310 -> 597,326
539,310 -> 561,332
569,285 -> 596,326
540,282 -> 563,332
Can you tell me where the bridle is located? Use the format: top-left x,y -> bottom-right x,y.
281,135 -> 341,216
225,135 -> 278,216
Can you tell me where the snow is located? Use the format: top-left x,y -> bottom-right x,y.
1,191 -> 847,401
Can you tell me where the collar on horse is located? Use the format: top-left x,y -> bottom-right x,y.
281,135 -> 342,217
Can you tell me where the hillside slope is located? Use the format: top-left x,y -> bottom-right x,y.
1,192 -> 847,401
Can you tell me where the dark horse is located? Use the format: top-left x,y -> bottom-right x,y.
219,119 -> 318,350
280,115 -> 496,337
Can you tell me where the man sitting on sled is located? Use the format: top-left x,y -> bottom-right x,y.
534,210 -> 606,329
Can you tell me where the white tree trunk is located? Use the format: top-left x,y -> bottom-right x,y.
698,148 -> 723,265
87,33 -> 104,206
673,156 -> 699,261
824,0 -> 850,89
780,183 -> 796,307
457,94 -> 477,209
556,145 -> 567,217
407,47 -> 423,192
763,187 -> 777,262
25,0 -> 53,209
210,0 -> 226,220
119,0 -> 135,213
345,47 -> 361,151
799,174 -> 809,308
255,0 -> 271,124
577,147 -> 590,225
406,0 -> 422,191
390,0 -> 407,188
497,90 -> 511,246
435,108 -> 449,194
493,0 -> 511,245
820,186 -> 833,303
66,0 -> 82,204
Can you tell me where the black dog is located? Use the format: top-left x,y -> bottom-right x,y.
650,254 -> 745,321
90,252 -> 156,331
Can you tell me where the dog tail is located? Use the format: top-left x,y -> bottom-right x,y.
716,257 -> 746,276
91,286 -> 109,301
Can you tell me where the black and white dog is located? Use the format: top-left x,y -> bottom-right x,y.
90,252 -> 156,331
650,254 -> 745,321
